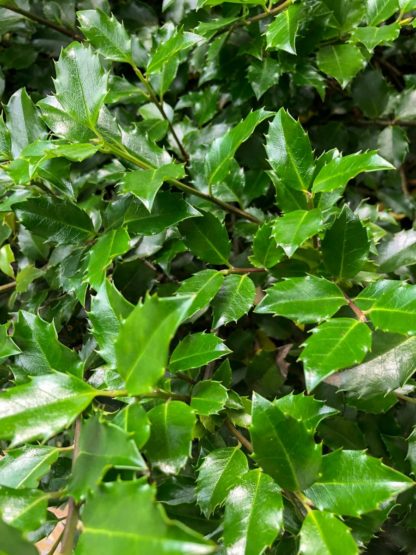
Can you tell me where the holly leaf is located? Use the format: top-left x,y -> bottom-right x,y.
366,0 -> 399,25
176,269 -> 224,319
190,381 -> 228,415
0,518 -> 38,555
169,333 -> 231,372
147,30 -> 203,74
212,274 -> 256,328
5,88 -> 46,157
266,4 -> 301,54
367,281 -> 416,334
272,209 -> 323,257
378,229 -> 416,272
112,403 -> 151,449
250,220 -> 284,269
255,276 -> 347,323
223,469 -> 283,555
0,486 -> 47,532
316,44 -> 366,88
178,212 -> 231,265
275,393 -> 338,432
85,228 -> 130,289
0,446 -> 59,489
299,510 -> 358,555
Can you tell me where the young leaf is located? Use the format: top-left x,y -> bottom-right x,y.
77,9 -> 132,63
255,276 -> 347,323
266,108 -> 315,191
304,450 -> 413,517
212,274 -> 256,328
147,30 -> 203,74
299,510 -> 358,555
144,401 -> 195,474
312,151 -> 394,193
316,44 -> 366,88
178,212 -> 231,265
205,109 -> 272,186
170,333 -> 231,372
250,394 -> 322,491
275,393 -> 338,432
272,209 -> 323,257
0,487 -> 47,532
322,206 -> 370,279
300,318 -> 372,391
13,311 -> 83,377
196,447 -> 249,516
190,381 -> 228,415
70,416 -> 145,499
367,282 -> 416,334
223,469 -> 284,555
176,269 -> 224,318
54,42 -> 108,128
85,228 -> 130,289
115,295 -> 192,395
76,480 -> 215,554
0,372 -> 96,445
266,4 -> 301,54
0,446 -> 59,489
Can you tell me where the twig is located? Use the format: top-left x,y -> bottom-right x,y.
2,4 -> 82,40
221,267 -> 266,274
395,392 -> 416,404
399,165 -> 410,197
46,526 -> 65,555
0,281 -> 16,293
225,419 -> 253,452
343,293 -> 367,322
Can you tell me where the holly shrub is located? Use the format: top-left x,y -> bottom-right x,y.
0,1 -> 416,553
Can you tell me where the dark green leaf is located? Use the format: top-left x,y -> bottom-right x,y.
250,220 -> 284,269
190,381 -> 228,415
266,4 -> 301,54
85,228 -> 130,289
179,212 -> 230,265
316,44 -> 366,88
5,88 -> 46,157
299,510 -> 358,555
212,274 -> 256,328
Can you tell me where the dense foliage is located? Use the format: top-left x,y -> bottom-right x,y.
0,0 -> 416,553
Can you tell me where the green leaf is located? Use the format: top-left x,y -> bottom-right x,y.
367,281 -> 416,334
0,244 -> 14,278
121,164 -> 186,211
223,469 -> 283,555
0,486 -> 47,532
351,23 -> 400,50
316,44 -> 366,88
112,403 -> 151,449
367,0 -> 399,25
38,95 -> 94,142
4,88 -> 46,158
299,510 -> 358,555
377,126 -> 409,168
70,416 -> 145,500
300,318 -> 372,391
0,446 -> 59,489
170,333 -> 231,372
0,372 -> 96,445
266,4 -> 301,54
378,229 -> 416,272
336,335 -> 416,398
305,450 -> 413,517
0,323 -> 20,363
13,311 -> 83,377
206,109 -> 272,186
212,274 -> 256,328
0,114 -> 11,160
272,209 -> 323,257
15,197 -> 94,244
76,480 -> 215,554
85,228 -> 130,289
255,276 -> 347,323
147,30 -> 203,74
0,518 -> 38,555
115,295 -> 192,395
322,206 -> 370,279
196,447 -> 249,516
144,400 -> 195,474
77,9 -> 132,63
179,212 -> 230,265
266,108 -> 315,191
176,269 -> 224,319
312,151 -> 394,193
190,380 -> 228,415
250,220 -> 284,268
274,392 -> 338,431
247,58 -> 281,100
54,42 -> 108,128
250,393 -> 322,491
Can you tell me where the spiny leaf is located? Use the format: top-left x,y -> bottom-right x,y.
266,4 -> 301,54
316,44 -> 366,88
0,486 -> 48,532
170,333 -> 231,372
272,209 -> 323,257
0,446 -> 60,489
212,274 -> 256,328
85,228 -> 130,289
190,381 -> 228,415
299,510 -> 358,555
178,212 -> 230,265
176,270 -> 224,319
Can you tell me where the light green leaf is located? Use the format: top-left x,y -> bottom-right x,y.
322,206 -> 370,279
0,446 -> 59,489
77,9 -> 132,63
112,403 -> 151,449
266,4 -> 301,54
300,318 -> 372,391
70,416 -> 145,500
176,269 -> 224,319
312,151 -> 394,193
121,164 -> 185,211
316,44 -> 366,88
0,518 -> 38,555
13,311 -> 83,378
206,109 -> 272,186
0,244 -> 14,278
54,42 -> 108,128
85,228 -> 130,289
305,450 -> 413,517
15,197 -> 94,244
367,281 -> 416,334
351,23 -> 400,50
250,394 -> 322,491
170,333 -> 231,372
0,487 -> 47,532
196,447 -> 248,517
266,108 -> 315,191
115,295 -> 192,395
0,372 -> 96,445
299,510 -> 358,555
179,212 -> 230,265
275,392 -> 338,431
212,274 -> 256,328
272,209 -> 323,257
366,0 -> 399,25
147,30 -> 203,74
76,480 -> 215,554
144,401 -> 195,474
250,220 -> 284,269
190,381 -> 228,415
255,276 -> 347,323
0,113 -> 11,160
223,469 -> 283,555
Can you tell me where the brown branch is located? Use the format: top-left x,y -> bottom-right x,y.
225,419 -> 253,452
343,293 -> 367,322
0,281 -> 16,294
